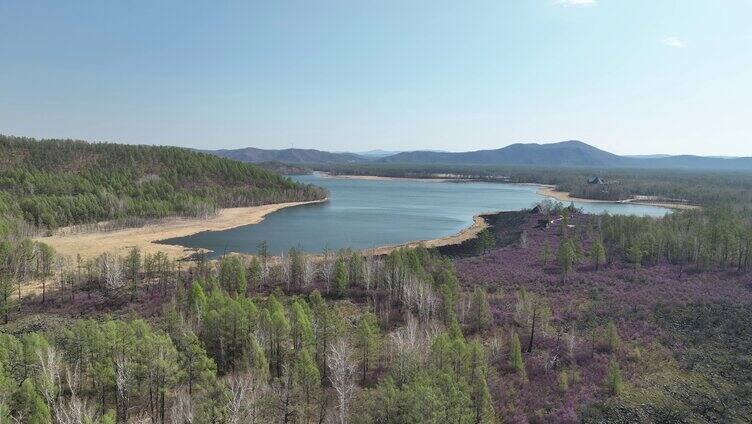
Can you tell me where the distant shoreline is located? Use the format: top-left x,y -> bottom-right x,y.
536,184 -> 699,210
325,174 -> 698,211
318,172 -> 456,182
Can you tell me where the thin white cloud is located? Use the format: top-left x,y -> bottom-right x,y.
555,0 -> 597,7
662,36 -> 687,48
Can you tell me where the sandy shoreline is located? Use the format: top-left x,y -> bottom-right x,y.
35,177 -> 694,264
22,208 -> 485,297
364,214 -> 489,256
35,199 -> 328,260
536,185 -> 614,203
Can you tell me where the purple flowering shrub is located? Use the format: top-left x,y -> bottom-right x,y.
456,212 -> 752,422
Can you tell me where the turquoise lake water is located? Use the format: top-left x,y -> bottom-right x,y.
160,174 -> 670,257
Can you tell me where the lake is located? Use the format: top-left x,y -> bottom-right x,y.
160,174 -> 670,257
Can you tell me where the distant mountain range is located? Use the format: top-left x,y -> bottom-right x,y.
205,141 -> 752,171
208,147 -> 364,164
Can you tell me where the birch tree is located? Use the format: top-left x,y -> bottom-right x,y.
327,338 -> 357,424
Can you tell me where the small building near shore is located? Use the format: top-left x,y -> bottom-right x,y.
588,176 -> 606,185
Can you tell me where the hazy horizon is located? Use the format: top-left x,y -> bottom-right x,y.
2,1 -> 750,156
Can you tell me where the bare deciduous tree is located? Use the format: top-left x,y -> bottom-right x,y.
54,368 -> 97,424
98,252 -> 124,292
362,256 -> 377,291
115,355 -> 131,421
389,316 -> 423,386
327,338 -> 357,424
37,346 -> 60,410
226,372 -> 266,424
170,389 -> 194,424
318,249 -> 336,286
401,276 -> 438,321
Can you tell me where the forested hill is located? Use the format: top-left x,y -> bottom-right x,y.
207,141 -> 752,171
0,135 -> 327,232
377,140 -> 752,170
208,147 -> 367,164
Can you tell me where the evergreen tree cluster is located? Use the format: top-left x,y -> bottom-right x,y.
0,135 -> 327,231
0,242 -> 507,423
598,207 -> 752,272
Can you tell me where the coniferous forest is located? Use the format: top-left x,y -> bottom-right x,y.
2,138 -> 752,423
4,1 -> 752,421
0,135 -> 326,234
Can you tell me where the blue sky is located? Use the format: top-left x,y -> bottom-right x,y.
1,0 -> 750,155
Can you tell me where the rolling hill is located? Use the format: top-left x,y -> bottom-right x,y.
377,140 -> 628,167
376,141 -> 752,170
0,135 -> 326,231
208,147 -> 367,164
206,141 -> 752,171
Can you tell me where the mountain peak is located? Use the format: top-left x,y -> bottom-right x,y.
204,141 -> 752,171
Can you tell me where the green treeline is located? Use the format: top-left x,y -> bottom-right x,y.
0,135 -> 327,231
598,207 -> 752,272
544,204 -> 752,275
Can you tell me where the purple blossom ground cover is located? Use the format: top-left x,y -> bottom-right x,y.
455,212 -> 752,422
11,210 -> 752,422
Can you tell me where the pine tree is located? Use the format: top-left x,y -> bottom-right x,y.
0,362 -> 14,423
248,338 -> 269,381
249,256 -> 262,292
36,243 -> 54,304
604,357 -> 622,396
0,277 -> 14,324
509,332 -> 526,381
219,256 -> 247,296
349,252 -> 364,286
188,281 -> 206,316
468,287 -> 492,334
293,350 -> 321,424
265,295 -> 290,377
476,229 -> 494,254
354,312 -> 380,383
12,379 -> 51,424
627,240 -> 643,269
437,269 -> 460,325
290,299 -> 314,352
605,321 -> 621,352
289,248 -> 306,291
557,239 -> 577,281
468,341 -> 493,423
178,331 -> 216,397
333,256 -> 349,297
590,239 -> 606,270
309,290 -> 335,375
